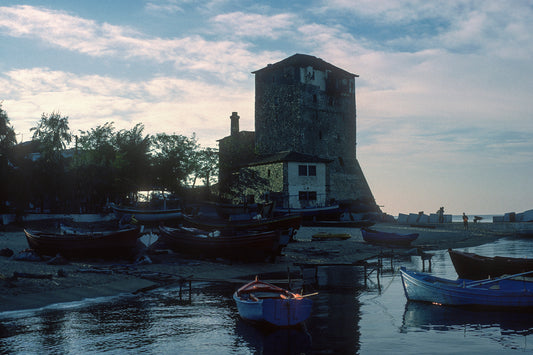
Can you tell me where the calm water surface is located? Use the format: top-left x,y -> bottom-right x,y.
1,238 -> 532,354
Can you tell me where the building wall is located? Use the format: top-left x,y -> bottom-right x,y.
254,55 -> 374,205
287,161 -> 327,208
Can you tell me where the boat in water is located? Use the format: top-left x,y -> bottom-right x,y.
400,267 -> 533,308
448,249 -> 533,280
233,277 -> 314,326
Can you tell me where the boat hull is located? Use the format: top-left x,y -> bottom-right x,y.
361,228 -> 418,246
24,227 -> 141,259
233,293 -> 313,327
400,267 -> 533,308
183,214 -> 301,234
448,249 -> 533,280
158,226 -> 282,261
274,205 -> 342,221
233,279 -> 313,326
111,205 -> 183,223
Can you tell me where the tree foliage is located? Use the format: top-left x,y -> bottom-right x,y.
1,106 -> 221,213
0,103 -> 17,212
30,111 -> 71,162
151,133 -> 198,194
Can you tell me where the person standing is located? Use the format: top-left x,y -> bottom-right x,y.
462,212 -> 468,230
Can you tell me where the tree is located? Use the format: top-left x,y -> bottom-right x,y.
151,133 -> 198,194
30,111 -> 72,162
0,103 -> 17,153
74,122 -> 117,211
192,146 -> 218,189
113,123 -> 152,201
29,111 -> 72,212
0,103 -> 17,212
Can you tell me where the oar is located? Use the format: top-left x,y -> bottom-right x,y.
465,270 -> 533,288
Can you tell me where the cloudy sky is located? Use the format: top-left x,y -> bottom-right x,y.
1,1 -> 532,216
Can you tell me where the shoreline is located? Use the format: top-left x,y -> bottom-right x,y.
0,222 -> 522,313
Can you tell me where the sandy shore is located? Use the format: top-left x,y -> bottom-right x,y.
0,221 -> 520,313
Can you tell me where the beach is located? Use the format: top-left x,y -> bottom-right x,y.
0,221 -> 521,313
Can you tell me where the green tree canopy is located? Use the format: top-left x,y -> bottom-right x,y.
192,146 -> 218,188
0,103 -> 17,153
151,133 -> 198,194
113,123 -> 152,198
30,111 -> 71,162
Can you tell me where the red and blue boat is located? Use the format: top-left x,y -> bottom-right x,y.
233,277 -> 314,327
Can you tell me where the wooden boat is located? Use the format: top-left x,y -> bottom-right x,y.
274,204 -> 342,221
303,219 -> 375,228
515,229 -> 533,238
312,233 -> 351,241
233,277 -> 313,326
182,214 -> 301,234
448,249 -> 533,280
110,204 -> 183,223
24,227 -> 141,259
361,228 -> 418,246
400,267 -> 533,308
158,225 -> 282,261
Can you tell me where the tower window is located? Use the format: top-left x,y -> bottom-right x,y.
313,94 -> 317,103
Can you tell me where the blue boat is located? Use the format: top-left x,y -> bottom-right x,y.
400,267 -> 533,308
233,277 -> 314,327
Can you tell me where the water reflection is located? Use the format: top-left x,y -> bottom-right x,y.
235,320 -> 312,354
402,301 -> 533,336
305,265 -> 364,354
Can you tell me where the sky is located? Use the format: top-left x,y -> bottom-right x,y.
0,1 -> 532,216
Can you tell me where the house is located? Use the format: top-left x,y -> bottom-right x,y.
218,54 -> 379,213
244,151 -> 332,209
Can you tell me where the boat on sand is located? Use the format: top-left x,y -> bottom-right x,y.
24,227 -> 141,259
158,225 -> 282,261
361,228 -> 418,246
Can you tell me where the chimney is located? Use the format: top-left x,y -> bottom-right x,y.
230,112 -> 240,136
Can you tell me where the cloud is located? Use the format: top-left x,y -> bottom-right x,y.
0,5 -> 283,82
210,12 -> 297,39
0,67 -> 253,147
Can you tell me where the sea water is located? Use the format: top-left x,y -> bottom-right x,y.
0,238 -> 531,354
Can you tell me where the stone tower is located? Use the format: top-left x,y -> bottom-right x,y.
252,54 -> 376,206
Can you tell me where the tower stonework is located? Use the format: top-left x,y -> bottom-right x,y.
252,54 -> 376,205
